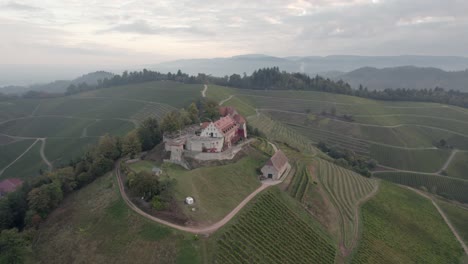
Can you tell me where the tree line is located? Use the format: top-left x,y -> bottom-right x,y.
6,66 -> 467,109
317,141 -> 377,177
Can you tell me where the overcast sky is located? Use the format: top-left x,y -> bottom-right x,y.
1,0 -> 467,66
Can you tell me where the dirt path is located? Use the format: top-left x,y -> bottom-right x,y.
405,187 -> 468,255
218,95 -> 234,106
0,139 -> 39,176
268,141 -> 278,153
438,149 -> 458,174
201,84 -> 207,98
115,162 -> 281,234
39,138 -> 53,171
342,181 -> 380,256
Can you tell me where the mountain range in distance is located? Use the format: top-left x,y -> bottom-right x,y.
0,71 -> 114,94
2,54 -> 468,94
152,54 -> 468,92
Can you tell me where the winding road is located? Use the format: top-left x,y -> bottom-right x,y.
201,84 -> 207,98
219,95 -> 234,106
115,161 -> 281,235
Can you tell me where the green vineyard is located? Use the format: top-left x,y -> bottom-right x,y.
131,103 -> 175,123
214,189 -> 336,264
352,182 -> 464,264
248,114 -> 318,155
316,159 -> 377,248
374,171 -> 468,203
288,162 -> 310,201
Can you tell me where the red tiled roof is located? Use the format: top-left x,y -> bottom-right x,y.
266,150 -> 288,171
0,178 -> 23,193
201,122 -> 210,129
219,106 -> 236,117
232,114 -> 246,125
214,116 -> 237,134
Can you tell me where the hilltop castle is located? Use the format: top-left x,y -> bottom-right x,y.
164,107 -> 247,164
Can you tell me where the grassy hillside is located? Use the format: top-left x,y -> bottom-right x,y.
30,173 -> 202,264
351,182 -> 464,264
446,151 -> 468,180
210,188 -> 337,264
130,151 -> 267,224
374,171 -> 468,203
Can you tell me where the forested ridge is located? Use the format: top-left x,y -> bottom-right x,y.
2,67 -> 468,109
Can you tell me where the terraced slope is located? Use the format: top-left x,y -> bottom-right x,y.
352,182 -> 464,264
213,188 -> 336,264
315,159 -> 378,249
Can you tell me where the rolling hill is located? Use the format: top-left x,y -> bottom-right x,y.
153,55 -> 468,77
337,66 -> 468,92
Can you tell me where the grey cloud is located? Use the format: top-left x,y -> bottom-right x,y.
3,1 -> 42,11
99,20 -> 215,36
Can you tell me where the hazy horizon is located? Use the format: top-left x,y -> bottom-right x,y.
1,0 -> 468,67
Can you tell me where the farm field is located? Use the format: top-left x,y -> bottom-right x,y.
211,188 -> 337,264
374,171 -> 468,203
30,172 -> 202,264
315,159 -> 378,250
370,144 -> 451,172
436,199 -> 468,245
1,140 -> 47,180
446,151 -> 468,180
130,150 -> 268,224
351,182 -> 464,264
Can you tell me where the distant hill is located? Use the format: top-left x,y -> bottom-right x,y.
0,71 -> 114,94
152,54 -> 468,77
336,66 -> 468,91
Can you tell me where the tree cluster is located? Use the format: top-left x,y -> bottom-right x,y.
161,102 -> 200,133
317,141 -> 377,177
121,167 -> 176,211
